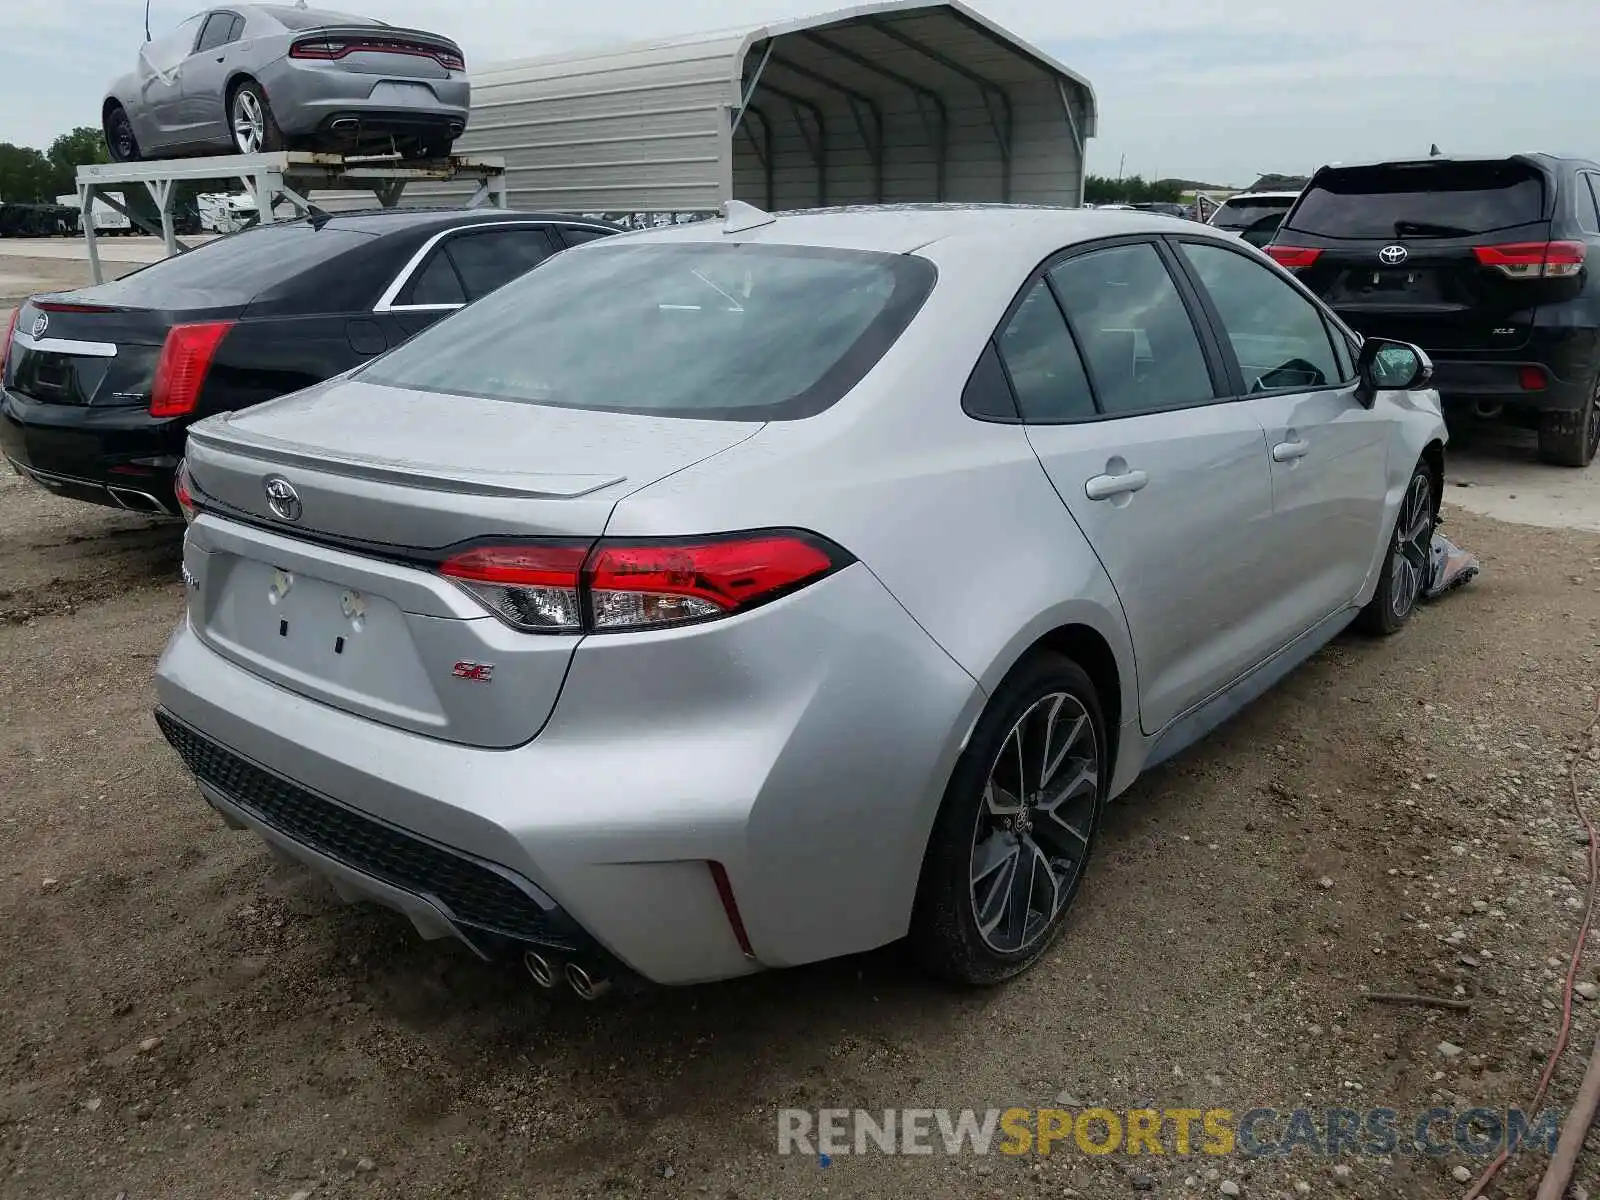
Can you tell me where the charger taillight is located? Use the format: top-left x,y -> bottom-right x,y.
439,531 -> 851,634
150,320 -> 233,418
1473,241 -> 1586,279
292,36 -> 463,69
1266,245 -> 1322,269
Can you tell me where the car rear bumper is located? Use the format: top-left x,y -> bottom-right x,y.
259,58 -> 471,138
153,562 -> 984,986
0,385 -> 182,515
1427,359 -> 1593,413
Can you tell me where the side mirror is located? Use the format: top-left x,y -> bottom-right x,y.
1354,337 -> 1432,407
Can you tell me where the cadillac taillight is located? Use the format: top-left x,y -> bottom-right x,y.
150,321 -> 233,418
439,531 -> 852,634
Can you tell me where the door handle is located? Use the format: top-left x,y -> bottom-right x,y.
1272,439 -> 1310,462
1085,469 -> 1149,502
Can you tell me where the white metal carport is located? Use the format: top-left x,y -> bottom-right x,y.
454,0 -> 1097,215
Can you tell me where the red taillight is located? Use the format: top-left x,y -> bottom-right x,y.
0,306 -> 18,376
292,37 -> 462,69
1518,365 -> 1548,392
34,301 -> 118,314
1266,246 -> 1322,269
708,862 -> 755,959
173,458 -> 200,523
438,531 -> 851,634
150,321 -> 232,418
289,38 -> 344,59
1473,241 -> 1586,279
439,543 -> 589,632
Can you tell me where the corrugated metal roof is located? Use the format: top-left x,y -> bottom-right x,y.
435,0 -> 1096,214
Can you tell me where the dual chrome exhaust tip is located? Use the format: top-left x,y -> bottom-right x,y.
523,949 -> 612,1000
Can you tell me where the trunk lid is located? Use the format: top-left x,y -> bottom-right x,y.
3,297 -> 227,409
182,377 -> 762,747
1276,158 -> 1562,353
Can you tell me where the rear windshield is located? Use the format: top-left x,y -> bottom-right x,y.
1286,161 -> 1547,239
1212,196 -> 1295,230
259,5 -> 381,29
358,242 -> 938,420
85,221 -> 371,306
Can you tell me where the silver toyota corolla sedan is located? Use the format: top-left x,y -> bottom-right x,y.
155,204 -> 1446,995
103,4 -> 469,162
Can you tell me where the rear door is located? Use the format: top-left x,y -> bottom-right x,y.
1173,237 -> 1390,634
1272,159 -> 1558,353
1012,238 -> 1278,735
180,11 -> 246,142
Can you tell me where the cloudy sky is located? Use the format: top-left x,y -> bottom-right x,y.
7,0 -> 1594,186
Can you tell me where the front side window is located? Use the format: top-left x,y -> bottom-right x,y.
1180,242 -> 1344,391
359,242 -> 937,420
1047,243 -> 1215,415
144,14 -> 207,72
995,280 -> 1096,422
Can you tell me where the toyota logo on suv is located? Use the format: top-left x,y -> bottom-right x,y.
1378,245 -> 1409,266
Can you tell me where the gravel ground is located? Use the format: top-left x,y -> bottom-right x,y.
5,450 -> 1600,1200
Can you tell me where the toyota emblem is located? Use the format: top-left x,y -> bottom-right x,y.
30,313 -> 47,338
1378,245 -> 1409,266
263,476 -> 302,522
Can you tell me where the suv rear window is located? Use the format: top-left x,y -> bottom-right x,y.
1212,196 -> 1295,231
1286,161 -> 1547,239
87,221 -> 371,306
359,242 -> 937,420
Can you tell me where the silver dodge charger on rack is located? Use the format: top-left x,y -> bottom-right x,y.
103,4 -> 470,162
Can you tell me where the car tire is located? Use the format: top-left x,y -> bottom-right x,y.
1355,460 -> 1436,636
104,105 -> 141,162
230,80 -> 287,155
910,652 -> 1107,986
1536,375 -> 1600,467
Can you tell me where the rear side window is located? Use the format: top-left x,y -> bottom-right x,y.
196,11 -> 238,52
562,227 -> 612,246
1047,244 -> 1215,415
1578,174 -> 1600,236
83,222 -> 372,307
359,242 -> 937,421
445,228 -> 558,299
995,280 -> 1096,422
1286,161 -> 1547,239
402,252 -> 465,306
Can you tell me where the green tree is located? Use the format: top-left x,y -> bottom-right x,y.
0,143 -> 53,203
1084,173 -> 1185,205
46,126 -> 110,198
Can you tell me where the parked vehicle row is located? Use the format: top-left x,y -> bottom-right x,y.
1265,153 -> 1600,466
134,204 -> 1447,991
0,209 -> 620,514
104,4 -> 470,163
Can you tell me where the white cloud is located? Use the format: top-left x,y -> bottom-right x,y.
4,0 -> 1595,185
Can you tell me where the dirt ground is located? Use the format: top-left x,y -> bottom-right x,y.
6,257 -> 1600,1199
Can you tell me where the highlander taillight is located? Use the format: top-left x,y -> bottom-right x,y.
1473,241 -> 1586,279
1266,246 -> 1322,269
439,531 -> 853,634
150,321 -> 233,418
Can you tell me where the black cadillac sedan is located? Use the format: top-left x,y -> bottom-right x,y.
0,208 -> 620,515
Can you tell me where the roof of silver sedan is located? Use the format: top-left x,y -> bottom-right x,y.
616,202 -> 1231,258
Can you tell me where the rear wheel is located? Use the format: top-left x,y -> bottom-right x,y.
230,81 -> 286,155
104,105 -> 140,162
1536,374 -> 1600,467
910,653 -> 1106,985
1356,461 -> 1436,636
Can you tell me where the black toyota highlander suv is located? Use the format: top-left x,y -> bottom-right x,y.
1267,154 -> 1600,466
